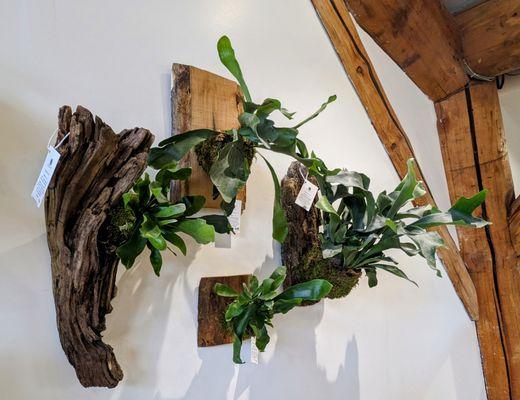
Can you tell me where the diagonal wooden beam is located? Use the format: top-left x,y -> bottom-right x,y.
345,0 -> 469,101
456,0 -> 520,78
311,0 -> 479,320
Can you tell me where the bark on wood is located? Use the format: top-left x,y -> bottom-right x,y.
45,105 -> 154,387
198,275 -> 251,347
456,0 -> 520,77
170,63 -> 246,210
280,162 -> 321,288
435,89 -> 511,400
345,0 -> 468,101
312,0 -> 479,320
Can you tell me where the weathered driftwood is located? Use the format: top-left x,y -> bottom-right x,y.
311,0 -> 478,319
170,63 -> 246,210
45,105 -> 154,387
198,275 -> 251,347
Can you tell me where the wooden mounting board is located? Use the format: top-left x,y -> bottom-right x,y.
170,63 -> 246,209
197,274 -> 251,347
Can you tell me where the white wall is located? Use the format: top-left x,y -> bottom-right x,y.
0,1 -> 487,399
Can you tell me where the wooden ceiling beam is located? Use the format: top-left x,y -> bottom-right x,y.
456,0 -> 520,78
311,0 -> 479,320
345,0 -> 469,101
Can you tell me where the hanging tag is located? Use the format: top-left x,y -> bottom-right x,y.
31,146 -> 61,207
228,199 -> 242,233
250,336 -> 259,364
295,180 -> 318,211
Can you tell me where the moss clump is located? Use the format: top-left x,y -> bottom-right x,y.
98,204 -> 135,255
291,245 -> 361,300
194,133 -> 256,174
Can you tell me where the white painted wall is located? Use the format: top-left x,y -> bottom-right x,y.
0,1 -> 489,399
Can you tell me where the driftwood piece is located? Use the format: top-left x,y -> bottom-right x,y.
311,0 -> 479,320
280,162 -> 321,287
170,63 -> 246,210
45,106 -> 154,387
198,275 -> 251,347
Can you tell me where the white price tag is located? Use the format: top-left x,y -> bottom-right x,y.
31,146 -> 61,207
295,180 -> 319,211
228,199 -> 242,232
250,336 -> 259,364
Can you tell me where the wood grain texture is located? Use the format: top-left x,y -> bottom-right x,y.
312,0 -> 479,320
470,82 -> 520,399
198,275 -> 251,347
45,106 -> 154,387
456,0 -> 520,77
345,0 -> 468,101
509,195 -> 520,255
170,63 -> 246,209
435,90 -> 510,400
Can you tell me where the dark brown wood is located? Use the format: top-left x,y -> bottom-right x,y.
45,105 -> 154,388
312,0 -> 479,320
198,275 -> 251,347
435,90 -> 510,400
508,195 -> 520,255
345,0 -> 469,101
280,162 -> 321,288
456,0 -> 520,77
171,63 -> 246,210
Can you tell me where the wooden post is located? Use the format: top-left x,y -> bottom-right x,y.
170,63 -> 246,209
311,0 -> 479,320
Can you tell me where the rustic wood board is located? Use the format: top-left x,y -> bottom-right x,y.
45,106 -> 154,387
170,63 -> 246,210
456,0 -> 520,77
311,0 -> 479,320
198,274 -> 251,347
435,89 -> 511,400
345,0 -> 468,101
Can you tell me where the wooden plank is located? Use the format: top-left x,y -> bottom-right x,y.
345,0 -> 468,101
470,81 -> 520,399
456,0 -> 520,77
435,91 -> 511,400
170,63 -> 246,209
311,0 -> 479,320
197,275 -> 251,347
508,195 -> 520,255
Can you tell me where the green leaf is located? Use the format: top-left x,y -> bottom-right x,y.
181,195 -> 206,216
365,268 -> 378,288
252,325 -> 270,352
260,155 -> 288,243
225,301 -> 245,321
217,36 -> 252,102
232,334 -> 244,364
387,159 -> 425,218
201,215 -> 233,234
176,218 -> 215,244
255,98 -> 295,119
315,196 -> 338,216
409,231 -> 444,276
269,266 -> 287,291
292,95 -> 337,129
214,283 -> 239,297
276,279 -> 332,302
154,204 -> 186,218
116,228 -> 147,269
372,264 -> 418,286
209,141 -> 250,203
273,298 -> 302,314
148,130 -> 217,169
149,247 -> 162,276
156,167 -> 192,188
162,231 -> 187,255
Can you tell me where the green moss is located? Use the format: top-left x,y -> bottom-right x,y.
98,204 -> 135,254
194,133 -> 256,174
291,245 -> 361,300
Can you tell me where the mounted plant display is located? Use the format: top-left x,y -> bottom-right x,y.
214,266 -> 332,363
148,36 -> 338,242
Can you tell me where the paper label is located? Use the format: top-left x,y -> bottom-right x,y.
31,146 -> 61,207
295,180 -> 319,211
250,336 -> 259,364
228,199 -> 242,232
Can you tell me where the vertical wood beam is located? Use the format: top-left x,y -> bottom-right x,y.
435,87 -> 511,399
311,0 -> 479,320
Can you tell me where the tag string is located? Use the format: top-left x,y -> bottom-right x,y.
47,129 -> 70,149
298,163 -> 309,182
